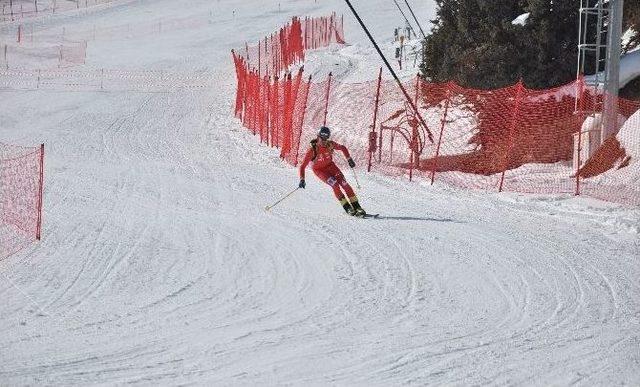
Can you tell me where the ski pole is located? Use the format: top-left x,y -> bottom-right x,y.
351,168 -> 361,189
265,187 -> 299,211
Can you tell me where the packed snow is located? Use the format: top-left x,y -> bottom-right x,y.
0,0 -> 639,385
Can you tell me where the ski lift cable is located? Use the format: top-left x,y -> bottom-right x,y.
343,0 -> 434,143
392,0 -> 418,39
403,0 -> 427,40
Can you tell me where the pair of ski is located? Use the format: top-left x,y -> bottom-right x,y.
348,212 -> 379,219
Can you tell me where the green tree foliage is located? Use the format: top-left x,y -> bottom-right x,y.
421,0 -> 636,90
623,1 -> 640,52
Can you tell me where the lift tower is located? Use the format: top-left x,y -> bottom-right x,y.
576,0 -> 625,143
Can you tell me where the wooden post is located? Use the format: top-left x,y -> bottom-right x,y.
369,67 -> 383,172
409,76 -> 419,181
272,75 -> 279,147
36,144 -> 45,241
431,83 -> 452,185
498,80 -> 524,192
294,75 -> 313,166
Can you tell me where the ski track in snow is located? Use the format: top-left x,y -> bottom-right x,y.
0,0 -> 639,385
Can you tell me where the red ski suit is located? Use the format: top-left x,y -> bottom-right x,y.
299,140 -> 356,200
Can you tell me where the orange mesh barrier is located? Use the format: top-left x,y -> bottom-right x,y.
233,16 -> 640,207
0,143 -> 44,260
242,13 -> 344,77
232,14 -> 344,166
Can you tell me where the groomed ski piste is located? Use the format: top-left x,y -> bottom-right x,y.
1,0 -> 639,385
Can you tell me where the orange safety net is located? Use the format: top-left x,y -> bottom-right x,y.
0,143 -> 44,260
242,13 -> 344,77
232,13 -> 343,166
233,16 -> 640,207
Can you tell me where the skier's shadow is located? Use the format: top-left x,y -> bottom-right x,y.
376,215 -> 464,223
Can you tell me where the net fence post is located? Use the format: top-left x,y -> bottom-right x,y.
323,72 -> 332,126
431,82 -> 452,185
36,144 -> 45,241
499,80 -> 524,193
368,67 -> 383,172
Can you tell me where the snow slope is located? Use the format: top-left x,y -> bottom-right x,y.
620,48 -> 640,88
0,0 -> 639,385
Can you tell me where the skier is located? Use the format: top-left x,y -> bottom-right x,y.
298,126 -> 366,216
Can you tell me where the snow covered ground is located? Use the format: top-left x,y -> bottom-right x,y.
1,0 -> 639,385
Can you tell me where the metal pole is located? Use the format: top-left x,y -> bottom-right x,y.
602,0 -> 624,140
323,72 -> 332,126
575,0 -> 585,112
265,187 -> 299,211
343,0 -> 433,142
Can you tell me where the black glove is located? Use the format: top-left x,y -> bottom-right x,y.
299,179 -> 306,189
347,158 -> 356,168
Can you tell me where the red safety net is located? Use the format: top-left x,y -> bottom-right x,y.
233,16 -> 640,207
0,143 -> 44,260
232,51 -> 311,165
322,75 -> 640,206
242,13 -> 344,77
232,13 -> 344,165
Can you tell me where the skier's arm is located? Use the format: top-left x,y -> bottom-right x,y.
333,143 -> 355,168
299,148 -> 313,179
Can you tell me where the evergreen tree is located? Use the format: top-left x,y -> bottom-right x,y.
421,0 -> 526,89
623,1 -> 640,52
420,1 -> 640,89
518,0 -> 581,88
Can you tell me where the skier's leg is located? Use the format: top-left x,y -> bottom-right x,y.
315,169 -> 354,214
335,170 -> 365,215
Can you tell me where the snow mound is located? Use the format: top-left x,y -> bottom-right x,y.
620,49 -> 640,88
512,13 -> 530,26
618,109 -> 640,159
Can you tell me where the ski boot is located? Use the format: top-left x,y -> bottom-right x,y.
340,197 -> 356,216
349,196 -> 366,217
